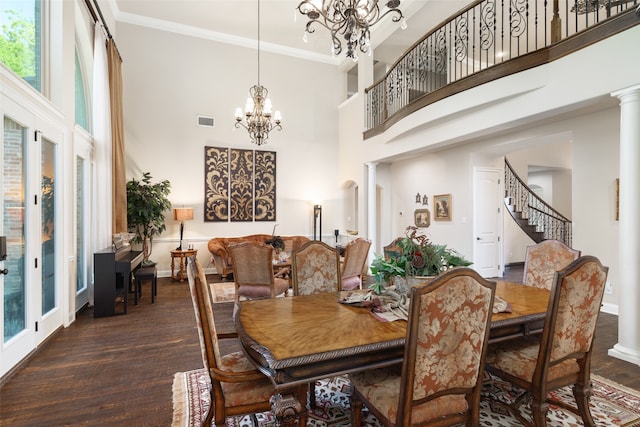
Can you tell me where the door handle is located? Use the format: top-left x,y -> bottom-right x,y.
0,268 -> 8,275
476,237 -> 481,240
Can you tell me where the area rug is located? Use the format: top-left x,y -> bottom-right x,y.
172,369 -> 640,426
208,282 -> 236,303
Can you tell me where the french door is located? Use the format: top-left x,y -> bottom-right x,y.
1,96 -> 63,377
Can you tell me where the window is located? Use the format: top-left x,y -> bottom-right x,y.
0,0 -> 42,91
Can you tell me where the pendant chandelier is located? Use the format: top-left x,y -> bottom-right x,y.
297,0 -> 406,60
234,0 -> 282,146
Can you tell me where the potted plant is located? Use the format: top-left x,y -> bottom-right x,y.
126,172 -> 171,266
396,226 -> 472,277
370,226 -> 472,294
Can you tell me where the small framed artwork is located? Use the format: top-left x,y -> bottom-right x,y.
414,209 -> 431,228
433,194 -> 452,221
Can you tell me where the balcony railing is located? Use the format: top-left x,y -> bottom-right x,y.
364,0 -> 639,138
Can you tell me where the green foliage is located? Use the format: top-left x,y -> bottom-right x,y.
397,226 -> 472,276
126,172 -> 171,263
369,254 -> 405,294
369,226 -> 472,294
0,10 -> 36,77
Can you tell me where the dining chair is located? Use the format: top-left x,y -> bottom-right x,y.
229,241 -> 290,301
291,240 -> 342,296
383,237 -> 403,261
186,256 -> 307,426
350,267 -> 496,426
523,239 -> 580,290
340,238 -> 372,290
484,255 -> 608,427
290,240 -> 342,407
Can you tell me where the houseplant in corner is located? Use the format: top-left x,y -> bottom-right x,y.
126,172 -> 172,266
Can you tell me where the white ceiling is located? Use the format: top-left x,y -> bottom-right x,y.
108,0 -> 470,66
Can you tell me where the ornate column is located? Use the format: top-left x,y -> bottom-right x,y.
609,84 -> 640,366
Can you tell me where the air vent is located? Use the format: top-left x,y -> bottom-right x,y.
197,116 -> 214,127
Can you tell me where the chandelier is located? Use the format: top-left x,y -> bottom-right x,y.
234,0 -> 282,146
297,0 -> 406,60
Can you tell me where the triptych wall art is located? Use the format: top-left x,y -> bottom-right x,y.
204,146 -> 276,222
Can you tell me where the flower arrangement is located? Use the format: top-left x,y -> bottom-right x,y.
369,226 -> 472,294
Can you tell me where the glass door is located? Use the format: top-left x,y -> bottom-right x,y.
1,104 -> 35,377
74,130 -> 93,311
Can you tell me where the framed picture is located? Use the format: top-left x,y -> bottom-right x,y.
414,209 -> 430,228
433,194 -> 451,221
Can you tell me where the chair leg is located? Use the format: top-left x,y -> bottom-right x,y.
573,382 -> 595,427
309,381 -> 316,408
350,393 -> 363,426
531,398 -> 549,427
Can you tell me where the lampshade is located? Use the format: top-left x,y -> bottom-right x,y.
173,208 -> 194,222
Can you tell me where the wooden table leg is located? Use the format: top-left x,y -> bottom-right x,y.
269,386 -> 308,427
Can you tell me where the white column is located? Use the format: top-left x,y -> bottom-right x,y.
367,162 -> 377,258
609,84 -> 640,366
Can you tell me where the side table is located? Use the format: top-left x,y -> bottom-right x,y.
171,249 -> 197,281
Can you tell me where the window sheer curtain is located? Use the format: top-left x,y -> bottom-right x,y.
107,39 -> 126,234
92,22 -> 112,251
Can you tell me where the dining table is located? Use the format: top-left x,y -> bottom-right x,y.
234,280 -> 550,426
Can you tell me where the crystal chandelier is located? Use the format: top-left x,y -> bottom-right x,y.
297,0 -> 406,60
235,0 -> 282,146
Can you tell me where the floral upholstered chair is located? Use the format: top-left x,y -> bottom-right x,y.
290,240 -> 342,407
350,267 -> 496,426
485,255 -> 608,427
186,256 -> 308,426
523,239 -> 580,290
341,238 -> 372,290
292,240 -> 342,296
229,242 -> 289,301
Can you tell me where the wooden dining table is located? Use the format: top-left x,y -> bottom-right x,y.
234,280 -> 549,426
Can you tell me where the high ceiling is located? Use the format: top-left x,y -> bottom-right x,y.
108,0 -> 470,66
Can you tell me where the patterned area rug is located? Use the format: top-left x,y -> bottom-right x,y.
208,282 -> 236,303
172,369 -> 640,426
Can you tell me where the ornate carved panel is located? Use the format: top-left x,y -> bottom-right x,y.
204,146 -> 276,222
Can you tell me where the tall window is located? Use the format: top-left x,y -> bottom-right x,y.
0,0 -> 42,91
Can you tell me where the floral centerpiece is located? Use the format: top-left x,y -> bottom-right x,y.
369,226 -> 472,294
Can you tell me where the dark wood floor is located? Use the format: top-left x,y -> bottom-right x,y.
1,268 -> 639,426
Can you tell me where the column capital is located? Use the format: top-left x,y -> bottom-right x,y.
611,84 -> 640,99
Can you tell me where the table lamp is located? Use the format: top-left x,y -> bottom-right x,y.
173,207 -> 194,250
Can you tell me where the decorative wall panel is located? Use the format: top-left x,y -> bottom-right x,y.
204,146 -> 229,222
230,149 -> 254,222
254,150 -> 276,221
204,146 -> 276,222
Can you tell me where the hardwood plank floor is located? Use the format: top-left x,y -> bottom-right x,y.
1,268 -> 639,426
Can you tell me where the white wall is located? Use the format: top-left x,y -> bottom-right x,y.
116,22 -> 344,274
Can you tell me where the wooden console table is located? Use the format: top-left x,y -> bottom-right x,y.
170,249 -> 197,281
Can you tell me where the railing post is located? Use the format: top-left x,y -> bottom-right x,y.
551,0 -> 562,43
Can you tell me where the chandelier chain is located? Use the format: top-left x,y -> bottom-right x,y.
234,0 -> 282,146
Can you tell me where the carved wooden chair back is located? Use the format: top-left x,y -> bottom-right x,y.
229,241 -> 289,300
292,240 -> 342,295
340,238 -> 372,290
485,255 -> 609,427
383,237 -> 403,260
350,267 -> 496,426
186,256 -> 297,425
523,239 -> 580,290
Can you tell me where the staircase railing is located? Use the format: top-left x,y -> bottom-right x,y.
364,0 -> 639,138
504,157 -> 572,245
